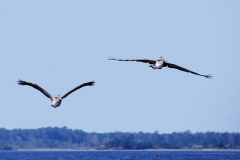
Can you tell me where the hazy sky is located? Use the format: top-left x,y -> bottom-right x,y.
0,0 -> 239,133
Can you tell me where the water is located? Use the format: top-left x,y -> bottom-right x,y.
0,150 -> 239,160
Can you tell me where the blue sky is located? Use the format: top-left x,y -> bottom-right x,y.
0,0 -> 239,133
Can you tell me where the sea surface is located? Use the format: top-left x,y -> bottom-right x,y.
0,150 -> 240,160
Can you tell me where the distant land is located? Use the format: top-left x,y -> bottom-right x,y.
0,127 -> 239,150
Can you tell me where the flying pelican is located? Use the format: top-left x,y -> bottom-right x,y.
108,57 -> 212,79
17,80 -> 95,108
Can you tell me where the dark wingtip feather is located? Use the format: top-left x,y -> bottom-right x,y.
91,81 -> 95,86
17,79 -> 24,85
108,56 -> 116,60
205,74 -> 213,79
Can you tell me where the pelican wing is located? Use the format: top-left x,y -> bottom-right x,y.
17,80 -> 53,99
108,57 -> 155,64
164,63 -> 213,79
61,81 -> 95,99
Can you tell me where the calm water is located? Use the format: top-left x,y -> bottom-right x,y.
0,150 -> 240,160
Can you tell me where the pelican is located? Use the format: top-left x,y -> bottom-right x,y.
108,57 -> 212,79
17,80 -> 95,108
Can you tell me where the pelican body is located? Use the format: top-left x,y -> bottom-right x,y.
51,95 -> 62,108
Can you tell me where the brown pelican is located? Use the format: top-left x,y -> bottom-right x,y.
108,57 -> 212,79
17,80 -> 95,108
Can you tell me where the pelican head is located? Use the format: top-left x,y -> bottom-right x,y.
57,94 -> 62,100
159,56 -> 167,62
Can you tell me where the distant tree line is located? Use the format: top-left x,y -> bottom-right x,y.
0,127 -> 239,150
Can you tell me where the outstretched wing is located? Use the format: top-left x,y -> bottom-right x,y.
61,81 -> 95,99
108,57 -> 155,64
164,63 -> 213,79
17,80 -> 53,99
